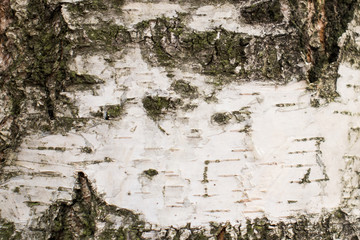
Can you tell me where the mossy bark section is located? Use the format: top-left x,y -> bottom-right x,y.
0,0 -> 111,157
36,172 -> 145,240
341,34 -> 360,69
288,0 -> 358,101
137,16 -> 304,83
66,0 -> 124,15
76,24 -> 131,53
0,217 -> 21,240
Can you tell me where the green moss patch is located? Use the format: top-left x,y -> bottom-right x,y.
81,146 -> 93,154
211,112 -> 232,125
142,96 -> 182,121
172,80 -> 199,99
143,169 -> 159,177
68,71 -> 102,86
85,24 -> 131,52
90,104 -> 125,120
26,201 -> 41,207
106,104 -> 123,119
212,107 -> 251,125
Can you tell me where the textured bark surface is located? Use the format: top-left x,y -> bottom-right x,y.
1,0 -> 360,239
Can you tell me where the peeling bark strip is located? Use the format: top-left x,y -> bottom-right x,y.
32,172 -> 360,239
319,0 -> 326,51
